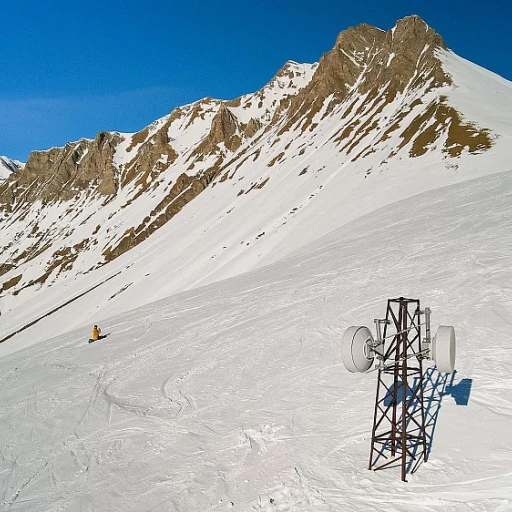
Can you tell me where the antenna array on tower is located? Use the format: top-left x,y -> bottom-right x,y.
341,297 -> 456,481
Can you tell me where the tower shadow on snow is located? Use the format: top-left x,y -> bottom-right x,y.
379,368 -> 472,475
409,368 -> 472,474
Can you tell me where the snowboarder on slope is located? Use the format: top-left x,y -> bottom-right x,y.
92,325 -> 101,341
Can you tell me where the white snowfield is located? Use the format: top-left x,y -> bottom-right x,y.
1,169 -> 512,511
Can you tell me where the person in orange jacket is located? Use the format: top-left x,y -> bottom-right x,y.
92,325 -> 101,341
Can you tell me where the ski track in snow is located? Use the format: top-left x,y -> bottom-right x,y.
1,171 -> 512,510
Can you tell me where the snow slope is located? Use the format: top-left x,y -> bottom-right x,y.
1,169 -> 512,511
2,48 -> 512,354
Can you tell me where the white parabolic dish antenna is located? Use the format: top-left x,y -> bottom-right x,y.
341,326 -> 375,373
432,325 -> 456,373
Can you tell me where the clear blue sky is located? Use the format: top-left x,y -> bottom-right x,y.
1,0 -> 511,162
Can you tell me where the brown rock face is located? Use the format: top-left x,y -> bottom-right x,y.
282,16 -> 449,131
0,182 -> 14,211
361,15 -> 449,94
193,104 -> 242,155
121,120 -> 178,191
315,24 -> 386,98
244,118 -> 263,138
0,131 -> 122,209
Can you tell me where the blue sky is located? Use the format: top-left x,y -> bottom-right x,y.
1,0 -> 511,162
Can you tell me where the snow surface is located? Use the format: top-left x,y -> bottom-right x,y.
439,50 -> 512,138
1,170 -> 512,510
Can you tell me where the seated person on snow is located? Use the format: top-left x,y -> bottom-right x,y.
92,325 -> 101,341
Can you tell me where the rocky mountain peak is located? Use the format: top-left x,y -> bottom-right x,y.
311,23 -> 385,98
391,15 -> 446,50
271,15 -> 450,137
357,15 -> 449,96
322,15 -> 448,96
333,22 -> 386,54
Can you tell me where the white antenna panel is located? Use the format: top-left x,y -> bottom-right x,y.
432,325 -> 456,373
341,326 -> 374,373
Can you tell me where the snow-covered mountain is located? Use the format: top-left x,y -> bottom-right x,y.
0,16 -> 512,338
1,15 -> 512,508
1,15 -> 511,350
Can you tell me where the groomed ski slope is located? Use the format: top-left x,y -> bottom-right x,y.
1,169 -> 512,511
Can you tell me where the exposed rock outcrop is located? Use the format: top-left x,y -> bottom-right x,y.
0,131 -> 122,209
193,104 -> 242,155
120,121 -> 179,192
